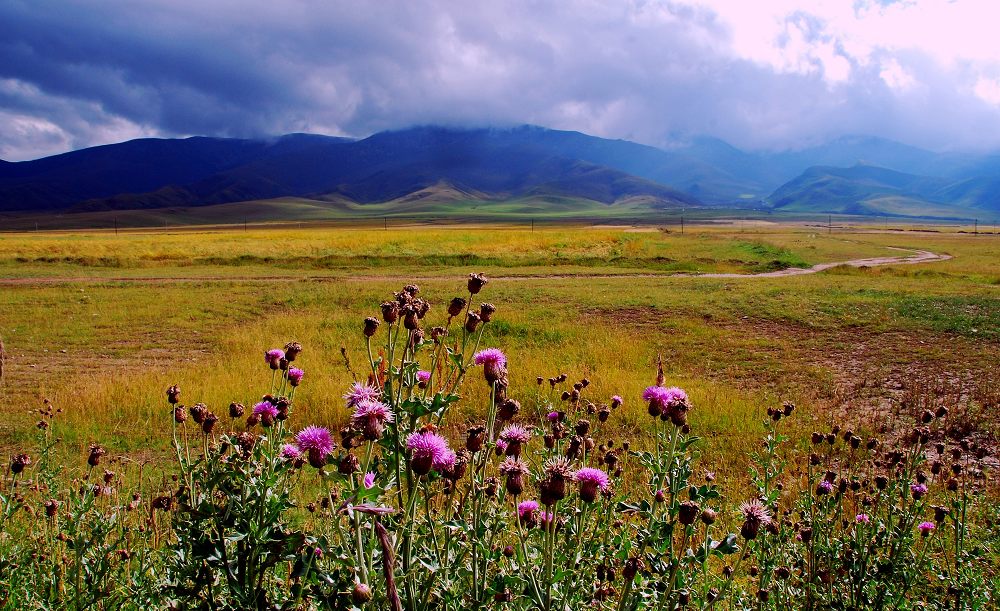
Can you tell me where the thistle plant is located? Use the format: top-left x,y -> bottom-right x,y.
0,275 -> 994,610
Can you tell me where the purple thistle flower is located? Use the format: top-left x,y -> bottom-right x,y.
343,382 -> 381,408
406,430 -> 452,475
739,498 -> 772,540
281,444 -> 302,460
856,513 -> 871,524
575,467 -> 610,490
499,424 -> 531,457
473,348 -> 508,385
547,411 -> 560,422
265,348 -> 284,369
643,386 -> 688,417
663,387 -> 688,405
918,521 -> 935,536
518,500 -> 539,526
416,370 -> 431,384
911,482 -> 928,499
499,424 -> 531,444
495,439 -> 508,455
575,467 -> 611,503
435,448 -> 457,472
518,500 -> 539,518
643,386 -> 671,404
499,456 -> 530,495
287,367 -> 304,387
611,395 -> 623,407
817,480 -> 834,495
296,426 -> 334,468
363,472 -> 376,489
352,399 -> 394,440
253,401 -> 278,418
296,427 -> 334,455
473,348 -> 506,367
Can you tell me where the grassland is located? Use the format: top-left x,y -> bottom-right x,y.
0,223 -> 998,489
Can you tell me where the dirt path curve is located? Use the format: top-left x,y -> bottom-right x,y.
680,247 -> 952,279
0,248 -> 951,285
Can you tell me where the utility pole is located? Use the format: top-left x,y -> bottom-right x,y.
244,217 -> 247,232
531,218 -> 534,232
384,216 -> 388,231
681,216 -> 684,234
828,215 -> 832,235
114,216 -> 118,236
974,218 -> 978,235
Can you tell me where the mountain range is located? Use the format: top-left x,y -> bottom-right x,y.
1,125 -> 998,221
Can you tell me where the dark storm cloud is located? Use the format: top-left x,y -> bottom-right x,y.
2,0 -> 1000,160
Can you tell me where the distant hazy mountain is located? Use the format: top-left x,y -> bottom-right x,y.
768,163 -> 1000,218
0,127 -> 701,212
1,125 -> 999,219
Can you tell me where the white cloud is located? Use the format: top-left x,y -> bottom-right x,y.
974,77 -> 1000,106
880,58 -> 916,91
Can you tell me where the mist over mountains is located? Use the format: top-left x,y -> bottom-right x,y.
1,125 -> 998,221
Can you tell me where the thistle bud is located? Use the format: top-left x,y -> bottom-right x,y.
283,342 -> 302,362
497,399 -> 520,422
403,308 -> 419,331
467,272 -> 488,295
173,406 -> 187,423
479,303 -> 496,323
678,501 -> 700,525
166,385 -> 181,404
380,301 -> 399,324
202,412 -> 218,435
44,499 -> 59,517
229,402 -> 245,418
465,311 -> 481,333
446,297 -> 467,318
10,453 -> 30,474
87,444 -> 106,467
352,583 -> 372,605
338,453 -> 359,475
622,557 -> 642,581
363,317 -> 380,337
800,527 -> 813,543
189,403 -> 208,424
466,426 -> 486,453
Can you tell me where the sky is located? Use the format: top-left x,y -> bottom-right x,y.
4,0 -> 1000,161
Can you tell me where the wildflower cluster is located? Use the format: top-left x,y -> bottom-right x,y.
0,277 -> 993,610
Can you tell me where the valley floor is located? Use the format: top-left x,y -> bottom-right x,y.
0,223 -> 997,486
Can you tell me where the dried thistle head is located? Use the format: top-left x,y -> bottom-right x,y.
467,273 -> 488,295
